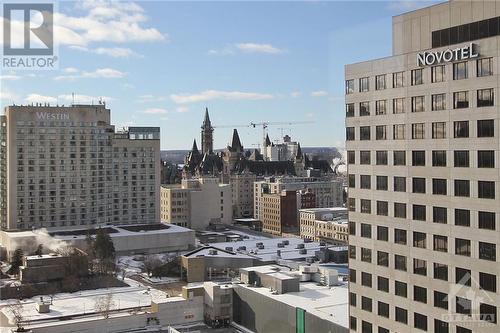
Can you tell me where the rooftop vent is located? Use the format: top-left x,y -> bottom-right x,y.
225,247 -> 233,252
299,249 -> 307,255
208,249 -> 218,255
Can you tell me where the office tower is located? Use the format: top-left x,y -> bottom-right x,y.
0,104 -> 160,231
346,1 -> 499,332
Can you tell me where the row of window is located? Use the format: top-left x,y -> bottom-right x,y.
346,88 -> 494,117
347,149 -> 495,168
350,176 -> 496,199
351,316 -> 475,333
346,58 -> 493,94
346,119 -> 495,141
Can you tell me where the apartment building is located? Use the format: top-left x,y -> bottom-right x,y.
230,173 -> 257,218
299,207 -> 348,243
346,1 -> 499,333
0,105 -> 160,231
160,177 -> 231,230
261,190 -> 297,236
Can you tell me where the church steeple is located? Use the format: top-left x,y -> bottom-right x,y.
230,129 -> 243,152
201,107 -> 214,154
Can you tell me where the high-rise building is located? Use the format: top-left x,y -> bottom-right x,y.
346,1 -> 499,332
0,104 -> 160,231
261,190 -> 297,236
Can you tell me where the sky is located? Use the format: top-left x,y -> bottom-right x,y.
0,0 -> 440,150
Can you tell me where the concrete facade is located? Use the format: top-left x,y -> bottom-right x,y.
299,207 -> 348,243
230,173 -> 257,219
0,105 -> 160,231
346,1 -> 500,332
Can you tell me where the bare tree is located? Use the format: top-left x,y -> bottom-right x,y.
142,255 -> 162,277
6,300 -> 25,332
94,293 -> 116,319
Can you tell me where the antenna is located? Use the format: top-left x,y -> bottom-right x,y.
72,93 -> 75,105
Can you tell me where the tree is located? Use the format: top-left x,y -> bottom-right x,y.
34,244 -> 43,256
93,229 -> 115,274
94,293 -> 115,319
8,249 -> 24,275
6,300 -> 25,332
142,255 -> 162,277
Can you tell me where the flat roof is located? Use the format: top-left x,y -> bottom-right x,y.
299,207 -> 347,213
237,281 -> 349,328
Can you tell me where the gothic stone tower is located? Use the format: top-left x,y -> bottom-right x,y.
201,107 -> 214,155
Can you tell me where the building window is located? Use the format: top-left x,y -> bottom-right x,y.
349,221 -> 356,235
433,235 -> 448,252
412,177 -> 426,193
433,206 -> 447,224
478,181 -> 495,199
377,226 -> 388,241
349,246 -> 356,259
477,88 -> 494,107
434,263 -> 448,281
361,272 -> 372,287
479,211 -> 496,230
350,316 -> 357,331
432,93 -> 446,111
453,91 -> 469,109
349,269 -> 356,283
378,301 -> 389,318
414,312 -> 427,331
432,150 -> 446,166
394,228 -> 407,245
346,103 -> 354,117
431,178 -> 447,195
394,203 -> 406,219
362,321 -> 372,333
393,151 -> 406,165
393,98 -> 405,114
454,150 -> 469,167
456,297 -> 472,316
360,126 -> 371,141
455,209 -> 470,227
453,61 -> 468,80
393,124 -> 405,139
480,303 -> 497,324
360,199 -> 371,214
454,179 -> 470,197
375,126 -> 387,140
346,127 -> 355,141
456,267 -> 471,286
413,204 -> 426,221
376,151 -> 387,165
395,307 -> 408,324
395,255 -> 407,271
376,176 -> 388,191
413,258 -> 427,276
411,96 -> 425,112
359,77 -> 369,92
345,79 -> 354,94
393,71 -> 404,88
413,231 -> 426,248
455,238 -> 471,257
411,69 -> 423,85
360,101 -> 370,116
395,281 -> 407,297
478,150 -> 495,168
347,151 -> 355,164
454,121 -> 469,138
375,100 -> 386,115
394,176 -> 406,192
361,223 -> 371,238
431,65 -> 445,82
375,74 -> 386,90
434,291 -> 448,309
414,286 -> 427,304
361,296 -> 372,312
377,251 -> 389,266
477,58 -> 493,77
360,151 -> 371,164
477,119 -> 494,137
432,122 -> 446,139
360,175 -> 371,189
434,319 -> 449,333
479,272 -> 497,293
456,327 -> 472,333
479,242 -> 496,261
377,276 -> 389,292
348,174 -> 355,188
412,123 -> 425,139
361,248 -> 372,263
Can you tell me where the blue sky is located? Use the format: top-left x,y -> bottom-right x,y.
0,0 -> 440,150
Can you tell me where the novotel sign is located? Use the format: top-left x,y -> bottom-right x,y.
417,43 -> 478,67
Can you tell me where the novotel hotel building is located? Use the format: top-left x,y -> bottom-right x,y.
0,104 -> 160,231
346,1 -> 499,333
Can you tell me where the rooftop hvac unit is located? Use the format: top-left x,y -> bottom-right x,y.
237,246 -> 246,251
282,240 -> 290,245
208,249 -> 218,255
257,244 -> 265,249
277,243 -> 284,248
304,238 -> 312,243
256,242 -> 263,247
296,243 -> 305,249
319,241 -> 326,246
277,250 -> 281,257
299,249 -> 307,255
225,247 -> 233,252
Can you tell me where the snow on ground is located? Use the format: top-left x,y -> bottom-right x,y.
140,275 -> 180,284
223,229 -> 270,241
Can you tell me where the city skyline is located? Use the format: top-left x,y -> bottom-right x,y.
0,0 -> 439,150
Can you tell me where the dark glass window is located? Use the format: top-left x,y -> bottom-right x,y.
413,204 -> 426,221
360,126 -> 370,140
477,119 -> 494,137
359,77 -> 369,92
412,150 -> 425,166
350,316 -> 357,331
393,124 -> 405,139
454,121 -> 469,138
454,179 -> 470,197
432,150 -> 446,166
376,201 -> 388,216
479,272 -> 497,293
456,297 -> 471,316
477,58 -> 493,77
393,71 -> 404,88
360,223 -> 371,238
412,123 -> 425,139
345,79 -> 354,94
394,203 -> 406,218
434,319 -> 449,333
349,221 -> 356,235
361,272 -> 372,287
456,327 -> 472,333
433,235 -> 448,252
360,151 -> 370,164
453,61 -> 468,80
375,151 -> 387,165
394,229 -> 407,245
360,101 -> 370,116
346,103 -> 354,117
362,321 -> 372,333
349,245 -> 356,259
349,268 -> 356,283
395,255 -> 407,271
432,178 -> 447,195
346,127 -> 355,141
393,98 -> 405,113
453,91 -> 469,109
413,258 -> 427,276
360,175 -> 371,189
478,181 -> 495,199
414,286 -> 427,304
455,209 -> 470,227
377,226 -> 388,241
395,280 -> 407,297
376,176 -> 388,191
431,65 -> 445,83
432,122 -> 446,139
433,207 -> 447,224
349,292 -> 356,306
478,150 -> 495,168
454,150 -> 469,167
378,276 -> 389,292
456,238 -> 471,257
434,290 -> 448,309
411,96 -> 425,112
361,296 -> 372,312
375,125 -> 386,140
395,307 -> 408,324
479,242 -> 496,261
434,263 -> 448,281
413,231 -> 426,248
393,151 -> 406,165
347,151 -> 355,164
377,251 -> 389,267
394,176 -> 406,192
412,177 -> 426,194
480,303 -> 497,324
378,301 -> 389,318
479,211 -> 496,230
477,88 -> 494,107
348,198 -> 355,212
431,93 -> 446,110
456,267 -> 471,286
414,312 -> 427,331
360,199 -> 371,214
411,69 -> 423,85
375,75 -> 386,90
348,174 -> 355,188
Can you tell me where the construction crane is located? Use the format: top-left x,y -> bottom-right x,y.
250,121 -> 314,160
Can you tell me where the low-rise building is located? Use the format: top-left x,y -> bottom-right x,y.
299,207 -> 348,244
161,177 -> 232,230
261,190 -> 297,236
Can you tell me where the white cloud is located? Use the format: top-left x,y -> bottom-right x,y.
236,43 -> 284,54
137,95 -> 166,103
58,94 -> 113,104
170,90 -> 274,104
70,45 -> 141,58
209,43 -> 285,55
25,94 -> 57,104
0,90 -> 18,101
176,106 -> 189,113
143,108 -> 168,115
311,90 -> 328,97
54,68 -> 126,81
63,67 -> 79,73
290,91 -> 301,98
1,74 -> 22,81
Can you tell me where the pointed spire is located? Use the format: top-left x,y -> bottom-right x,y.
191,139 -> 199,153
203,107 -> 211,127
296,143 -> 303,158
265,134 -> 271,147
230,129 -> 243,152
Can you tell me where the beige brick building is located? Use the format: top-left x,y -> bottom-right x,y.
299,207 -> 348,243
346,1 -> 500,332
0,104 -> 160,231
